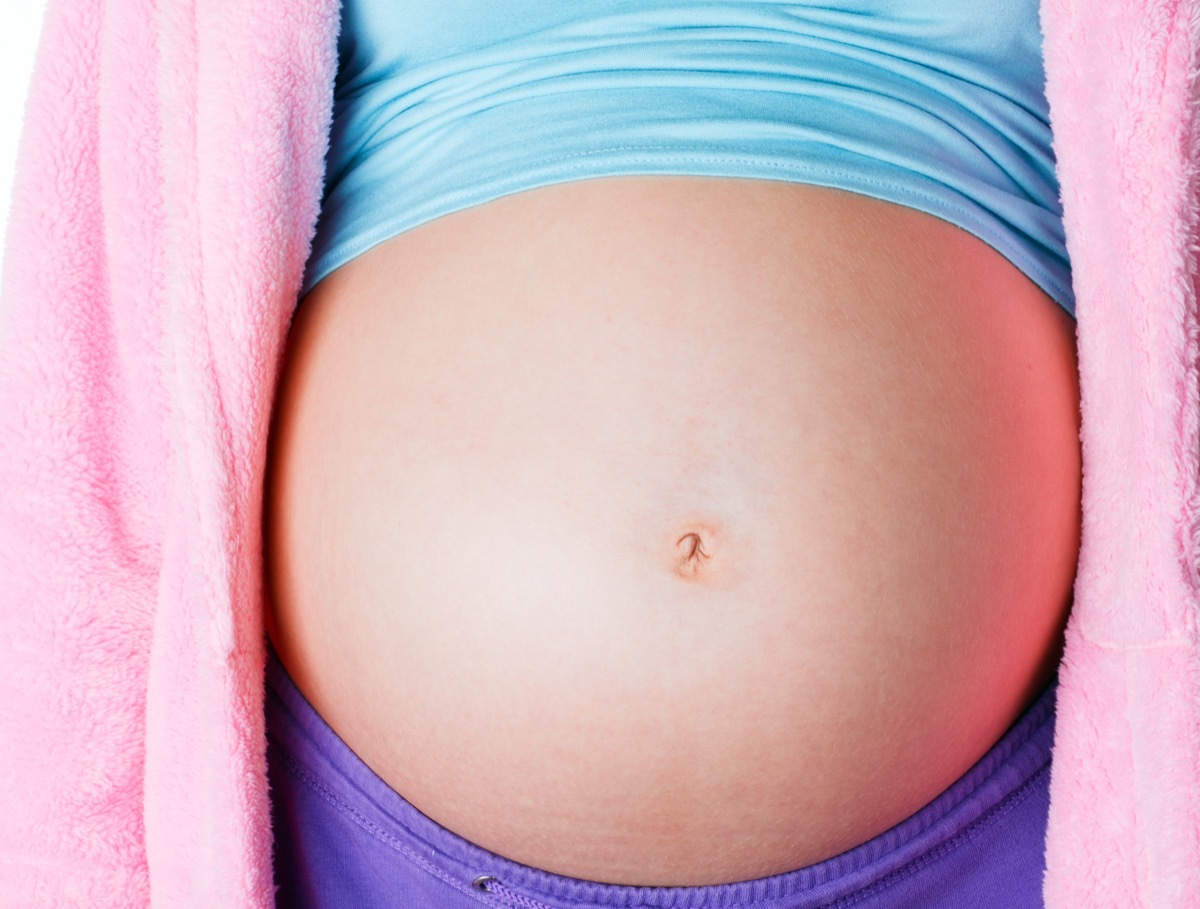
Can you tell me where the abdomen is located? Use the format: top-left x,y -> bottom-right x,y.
262,175 -> 1081,886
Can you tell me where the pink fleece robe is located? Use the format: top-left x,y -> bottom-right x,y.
0,0 -> 1197,905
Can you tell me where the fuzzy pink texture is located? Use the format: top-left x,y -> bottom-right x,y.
1039,0 -> 1200,905
0,0 -> 1197,905
0,0 -> 339,904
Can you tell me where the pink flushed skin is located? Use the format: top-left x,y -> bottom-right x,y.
0,0 -> 1197,905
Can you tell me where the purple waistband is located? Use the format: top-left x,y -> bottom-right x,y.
264,645 -> 1056,909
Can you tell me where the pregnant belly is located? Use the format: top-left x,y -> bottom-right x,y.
262,175 -> 1081,886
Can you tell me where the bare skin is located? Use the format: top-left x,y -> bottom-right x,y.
262,175 -> 1081,886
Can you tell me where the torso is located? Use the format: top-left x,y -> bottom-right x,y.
262,175 -> 1081,887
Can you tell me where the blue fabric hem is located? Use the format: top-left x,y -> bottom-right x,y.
299,152 -> 1075,319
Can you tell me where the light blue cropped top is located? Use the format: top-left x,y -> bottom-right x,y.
301,0 -> 1075,318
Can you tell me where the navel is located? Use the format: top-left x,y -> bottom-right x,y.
671,522 -> 721,581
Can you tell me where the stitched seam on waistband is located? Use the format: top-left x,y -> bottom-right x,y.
490,878 -> 563,909
824,760 -> 1052,909
268,733 -> 495,906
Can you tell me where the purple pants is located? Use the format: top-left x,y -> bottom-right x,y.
265,644 -> 1056,908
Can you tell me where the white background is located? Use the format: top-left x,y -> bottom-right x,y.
0,2 -> 50,283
